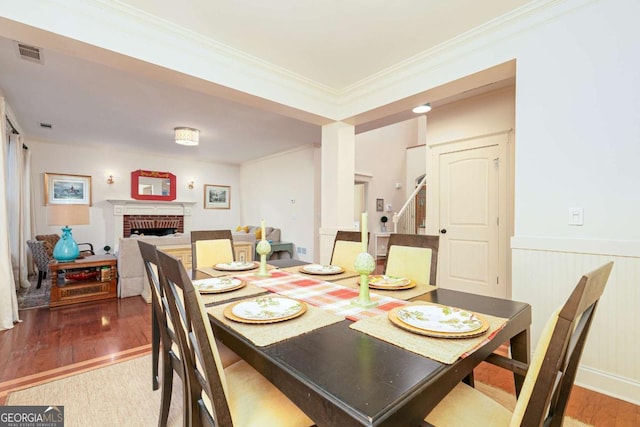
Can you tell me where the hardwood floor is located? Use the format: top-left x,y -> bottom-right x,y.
473,353 -> 640,426
0,297 -> 152,404
1,295 -> 638,426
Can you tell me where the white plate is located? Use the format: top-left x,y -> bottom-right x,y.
192,277 -> 243,294
396,305 -> 484,333
300,264 -> 344,275
368,275 -> 412,288
214,261 -> 257,271
231,297 -> 304,321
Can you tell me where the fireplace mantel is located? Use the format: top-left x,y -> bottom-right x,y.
107,199 -> 196,216
107,200 -> 197,245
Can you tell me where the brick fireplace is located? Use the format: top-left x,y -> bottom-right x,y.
123,215 -> 184,237
107,200 -> 196,249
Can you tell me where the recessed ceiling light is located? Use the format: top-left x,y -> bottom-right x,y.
412,103 -> 432,114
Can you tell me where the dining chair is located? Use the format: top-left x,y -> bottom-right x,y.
190,230 -> 235,271
330,230 -> 369,271
138,241 -> 240,427
423,261 -> 614,427
156,249 -> 314,427
383,233 -> 439,288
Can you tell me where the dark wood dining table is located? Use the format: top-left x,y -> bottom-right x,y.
205,267 -> 531,427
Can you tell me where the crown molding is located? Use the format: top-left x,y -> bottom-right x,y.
0,0 -> 598,122
0,0 -> 341,119
335,0 -> 598,120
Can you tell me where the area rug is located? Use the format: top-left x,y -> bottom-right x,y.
5,354 -> 591,426
16,276 -> 50,310
6,355 -> 183,427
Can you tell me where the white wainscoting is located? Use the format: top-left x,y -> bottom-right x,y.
511,237 -> 640,405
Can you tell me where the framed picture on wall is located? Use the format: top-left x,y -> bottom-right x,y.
376,198 -> 384,212
44,172 -> 92,205
204,184 -> 230,209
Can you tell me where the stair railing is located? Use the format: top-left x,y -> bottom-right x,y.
392,175 -> 427,234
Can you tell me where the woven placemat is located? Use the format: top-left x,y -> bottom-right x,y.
278,266 -> 361,282
349,301 -> 507,364
334,277 -> 436,301
208,300 -> 345,346
199,283 -> 268,306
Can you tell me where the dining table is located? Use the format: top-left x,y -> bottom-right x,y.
195,261 -> 531,427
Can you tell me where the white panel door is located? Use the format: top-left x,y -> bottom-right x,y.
438,144 -> 504,298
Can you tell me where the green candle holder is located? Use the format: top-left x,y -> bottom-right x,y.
351,251 -> 378,309
255,239 -> 271,277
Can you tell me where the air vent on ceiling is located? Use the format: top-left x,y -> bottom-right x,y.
16,42 -> 43,64
40,123 -> 52,129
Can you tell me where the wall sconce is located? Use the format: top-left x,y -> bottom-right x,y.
106,175 -> 115,185
188,180 -> 195,190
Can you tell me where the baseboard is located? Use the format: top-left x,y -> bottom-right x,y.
576,365 -> 640,406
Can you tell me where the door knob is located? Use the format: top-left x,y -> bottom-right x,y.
440,229 -> 447,234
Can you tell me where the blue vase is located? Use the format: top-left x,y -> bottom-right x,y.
53,226 -> 80,262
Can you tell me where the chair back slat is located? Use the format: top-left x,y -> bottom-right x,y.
138,241 -> 172,348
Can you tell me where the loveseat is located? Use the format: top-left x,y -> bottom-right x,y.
117,234 -> 190,302
232,225 -> 281,248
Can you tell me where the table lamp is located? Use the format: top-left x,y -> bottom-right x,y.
47,204 -> 90,262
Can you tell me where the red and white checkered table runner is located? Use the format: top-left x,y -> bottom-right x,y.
235,270 -> 409,321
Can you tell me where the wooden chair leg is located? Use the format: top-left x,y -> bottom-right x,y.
463,371 -> 475,387
152,308 -> 160,390
159,350 -> 174,427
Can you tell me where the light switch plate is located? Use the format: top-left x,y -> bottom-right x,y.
568,207 -> 584,226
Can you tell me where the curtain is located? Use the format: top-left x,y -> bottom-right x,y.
7,133 -> 31,289
0,97 -> 20,330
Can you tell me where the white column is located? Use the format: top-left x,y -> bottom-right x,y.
319,122 -> 355,263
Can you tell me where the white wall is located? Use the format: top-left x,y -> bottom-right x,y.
28,139 -> 241,250
427,87 -> 515,145
239,145 -> 319,262
355,118 -> 419,232
508,0 -> 640,403
514,2 -> 640,241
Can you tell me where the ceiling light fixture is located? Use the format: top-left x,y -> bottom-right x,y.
174,127 -> 199,146
412,103 -> 432,114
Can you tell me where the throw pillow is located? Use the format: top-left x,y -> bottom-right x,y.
236,225 -> 249,233
255,228 -> 262,239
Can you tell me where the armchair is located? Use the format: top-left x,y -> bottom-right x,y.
35,234 -> 95,258
26,240 -> 50,289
